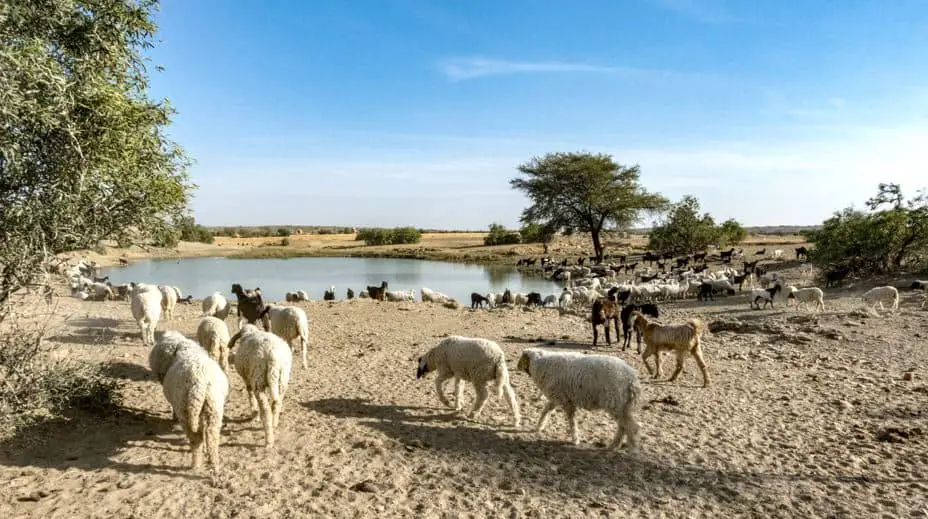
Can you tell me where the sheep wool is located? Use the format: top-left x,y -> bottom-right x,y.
161,346 -> 229,469
416,336 -> 520,427
197,316 -> 232,372
131,283 -> 163,346
861,286 -> 900,313
517,348 -> 641,451
229,324 -> 293,447
149,330 -> 201,383
258,304 -> 310,369
201,291 -> 232,320
158,284 -> 177,321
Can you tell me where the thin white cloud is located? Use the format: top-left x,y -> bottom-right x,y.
438,57 -> 634,81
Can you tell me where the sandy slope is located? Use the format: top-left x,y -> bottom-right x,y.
2,277 -> 927,518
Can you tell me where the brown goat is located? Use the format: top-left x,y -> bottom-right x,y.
591,298 -> 620,347
631,311 -> 710,387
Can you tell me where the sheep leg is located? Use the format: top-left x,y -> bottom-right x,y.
692,344 -> 711,388
469,382 -> 489,420
246,388 -> 260,420
257,392 -> 274,448
434,372 -> 454,408
535,401 -> 558,433
181,421 -> 204,469
500,382 -> 521,428
565,404 -> 580,445
453,377 -> 464,411
609,418 -> 626,450
667,350 -> 686,382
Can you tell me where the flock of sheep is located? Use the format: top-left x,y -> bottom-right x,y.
52,251 -> 927,471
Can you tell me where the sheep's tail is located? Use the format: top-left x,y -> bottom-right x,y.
185,377 -> 209,435
266,359 -> 283,406
200,387 -> 224,467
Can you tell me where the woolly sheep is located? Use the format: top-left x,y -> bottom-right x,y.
161,344 -> 229,469
558,288 -> 573,309
158,285 -> 177,321
228,324 -> 293,447
785,286 -> 825,312
517,348 -> 640,451
201,292 -> 232,320
385,289 -> 416,302
82,281 -> 114,301
197,316 -> 232,372
421,287 -> 453,304
257,304 -> 310,369
130,283 -> 162,346
416,336 -> 520,427
862,286 -> 899,313
149,330 -> 200,384
542,294 -> 557,307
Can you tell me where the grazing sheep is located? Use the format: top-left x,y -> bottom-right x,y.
149,330 -> 200,383
542,294 -> 557,307
785,286 -> 825,312
591,298 -> 620,347
750,284 -> 782,310
517,348 -> 640,450
257,304 -> 310,369
158,285 -> 177,321
197,316 -> 232,372
82,281 -> 114,301
228,324 -> 293,447
558,288 -> 573,309
231,283 -> 266,327
201,292 -> 232,320
416,336 -> 520,426
526,292 -> 543,307
130,283 -> 163,346
161,344 -> 229,470
470,292 -> 490,309
285,290 -> 309,302
861,286 -> 900,314
620,303 -> 659,352
632,311 -> 709,387
773,249 -> 784,259
421,287 -> 453,304
385,289 -> 416,302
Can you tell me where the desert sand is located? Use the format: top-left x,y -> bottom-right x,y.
2,255 -> 927,518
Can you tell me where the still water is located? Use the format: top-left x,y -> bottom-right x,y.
102,256 -> 562,303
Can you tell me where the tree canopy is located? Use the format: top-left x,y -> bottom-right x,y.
809,183 -> 928,276
0,0 -> 192,315
510,152 -> 667,260
648,196 -> 746,254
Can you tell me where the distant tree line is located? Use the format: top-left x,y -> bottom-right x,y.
356,227 -> 422,246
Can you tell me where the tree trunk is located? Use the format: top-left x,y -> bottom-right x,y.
591,230 -> 604,262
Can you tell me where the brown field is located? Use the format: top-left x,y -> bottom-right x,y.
2,254 -> 927,518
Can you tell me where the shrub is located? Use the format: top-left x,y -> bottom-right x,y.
649,197 -> 746,253
519,223 -> 556,244
717,219 -> 747,247
484,224 -> 521,246
0,317 -> 122,432
356,227 -> 422,246
281,238 -> 291,246
277,227 -> 291,237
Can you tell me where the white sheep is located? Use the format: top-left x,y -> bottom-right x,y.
149,330 -> 201,383
421,287 -> 453,304
258,304 -> 310,369
197,316 -> 232,372
82,281 -> 114,301
228,324 -> 293,447
785,286 -> 825,312
158,284 -> 177,321
861,286 -> 899,314
285,290 -> 309,302
161,344 -> 229,469
416,336 -> 520,427
201,291 -> 232,320
385,289 -> 416,302
773,249 -> 783,259
130,283 -> 162,346
558,288 -> 573,309
517,348 -> 641,451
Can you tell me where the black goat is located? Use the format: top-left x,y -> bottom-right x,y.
795,246 -> 808,260
526,292 -> 543,307
693,252 -> 708,262
620,303 -> 659,352
911,280 -> 927,291
346,288 -> 355,300
230,283 -> 266,326
755,248 -> 766,256
471,292 -> 490,309
366,280 -> 388,300
501,289 -> 513,305
719,247 -> 736,261
624,262 -> 638,273
323,287 -> 336,301
824,266 -> 852,288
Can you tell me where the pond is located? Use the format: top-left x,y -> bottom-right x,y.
102,256 -> 563,303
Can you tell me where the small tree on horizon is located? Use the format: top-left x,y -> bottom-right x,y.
648,196 -> 719,254
510,152 -> 667,261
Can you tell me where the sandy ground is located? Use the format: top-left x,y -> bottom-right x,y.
3,259 -> 927,518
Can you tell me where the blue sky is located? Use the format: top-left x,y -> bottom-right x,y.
147,0 -> 928,229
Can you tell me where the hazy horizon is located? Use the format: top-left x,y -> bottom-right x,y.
148,0 -> 928,229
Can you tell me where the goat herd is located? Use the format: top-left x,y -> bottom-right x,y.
52,251 -> 927,472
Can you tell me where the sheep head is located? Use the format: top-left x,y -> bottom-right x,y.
516,350 -> 536,375
415,356 -> 431,379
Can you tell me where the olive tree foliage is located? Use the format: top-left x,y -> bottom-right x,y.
0,0 -> 192,318
648,196 -> 747,254
808,183 -> 928,276
511,152 -> 667,261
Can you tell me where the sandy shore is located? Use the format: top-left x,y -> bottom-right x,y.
2,258 -> 927,518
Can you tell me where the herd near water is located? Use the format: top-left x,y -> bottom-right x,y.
55,251 -> 928,471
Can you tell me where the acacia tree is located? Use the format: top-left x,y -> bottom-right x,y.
809,183 -> 928,275
0,0 -> 192,318
511,152 -> 667,261
648,196 -> 748,254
